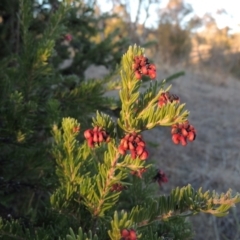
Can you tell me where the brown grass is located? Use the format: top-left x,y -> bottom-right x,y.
143,63 -> 240,240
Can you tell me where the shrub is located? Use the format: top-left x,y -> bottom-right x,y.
156,22 -> 192,64
0,0 -> 125,229
1,44 -> 239,239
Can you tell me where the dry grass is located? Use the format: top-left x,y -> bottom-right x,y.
143,63 -> 240,240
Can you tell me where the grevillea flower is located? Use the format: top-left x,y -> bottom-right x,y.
133,55 -> 157,80
121,229 -> 137,240
171,121 -> 196,146
84,126 -> 110,148
131,167 -> 147,178
158,91 -> 180,107
64,33 -> 73,42
73,126 -> 80,133
153,169 -> 168,186
118,132 -> 148,160
110,183 -> 126,192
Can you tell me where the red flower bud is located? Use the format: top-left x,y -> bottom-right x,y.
148,63 -> 156,71
132,132 -> 137,137
134,56 -> 140,64
134,136 -> 140,143
98,132 -> 104,142
131,167 -> 147,178
111,183 -> 125,192
124,134 -> 131,140
183,121 -> 189,129
141,66 -> 148,75
180,135 -> 187,146
153,169 -> 168,186
93,132 -> 98,143
64,33 -> 72,42
135,70 -> 142,80
158,100 -> 166,107
84,129 -> 92,139
93,126 -> 98,132
132,63 -> 138,70
140,150 -> 148,160
129,229 -> 137,240
128,135 -> 135,142
118,146 -> 126,155
171,127 -> 178,134
128,142 -> 135,150
181,128 -> 188,137
87,138 -> 94,148
172,133 -> 180,144
149,70 -> 156,79
189,125 -> 195,131
105,136 -> 111,142
121,229 -> 129,238
140,59 -> 147,66
131,150 -> 136,159
178,123 -> 183,129
123,140 -> 129,150
136,145 -> 144,156
159,96 -> 165,102
138,140 -> 146,147
187,131 -> 196,141
73,126 -> 80,133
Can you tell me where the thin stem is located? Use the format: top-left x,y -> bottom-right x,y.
93,152 -> 120,217
138,209 -> 194,228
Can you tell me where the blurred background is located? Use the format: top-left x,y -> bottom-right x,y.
1,0 -> 240,77
1,0 -> 240,239
96,0 -> 240,78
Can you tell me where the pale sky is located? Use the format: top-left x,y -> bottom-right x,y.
98,0 -> 240,33
186,0 -> 240,32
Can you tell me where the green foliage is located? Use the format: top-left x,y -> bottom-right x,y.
64,227 -> 98,240
0,0 -> 126,235
52,1 -> 129,77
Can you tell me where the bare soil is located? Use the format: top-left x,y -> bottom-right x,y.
85,64 -> 240,240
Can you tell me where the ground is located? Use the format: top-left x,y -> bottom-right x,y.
85,64 -> 240,240
144,66 -> 240,240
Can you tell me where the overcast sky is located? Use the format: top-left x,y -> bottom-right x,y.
99,0 -> 240,33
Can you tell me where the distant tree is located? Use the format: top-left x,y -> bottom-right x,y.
155,0 -> 193,63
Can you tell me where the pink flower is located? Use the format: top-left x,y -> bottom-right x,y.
64,33 -> 73,42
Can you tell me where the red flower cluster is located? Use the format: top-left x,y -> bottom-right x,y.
110,183 -> 126,192
171,121 -> 196,146
132,55 -> 156,80
64,33 -> 73,42
153,169 -> 168,186
158,92 -> 180,107
84,126 -> 110,148
73,126 -> 80,133
118,133 -> 148,160
121,229 -> 137,240
131,167 -> 147,178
